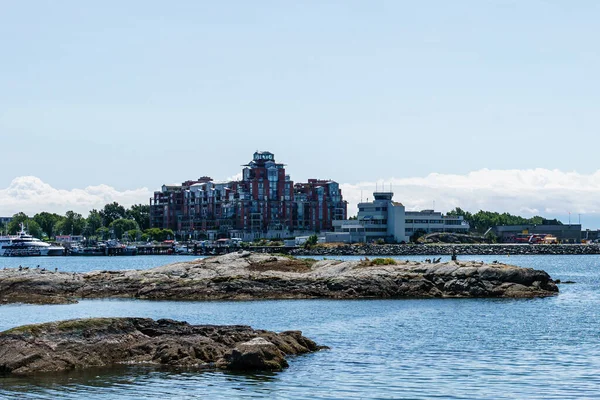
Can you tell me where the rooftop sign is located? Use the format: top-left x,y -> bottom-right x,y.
253,151 -> 274,162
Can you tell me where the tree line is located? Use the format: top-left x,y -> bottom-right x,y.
0,203 -> 174,242
1,203 -> 566,242
446,207 -> 563,233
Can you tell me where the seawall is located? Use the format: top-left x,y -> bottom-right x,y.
291,244 -> 600,257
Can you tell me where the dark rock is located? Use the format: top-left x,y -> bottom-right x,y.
1,293 -> 76,305
217,337 -> 288,371
0,318 -> 324,376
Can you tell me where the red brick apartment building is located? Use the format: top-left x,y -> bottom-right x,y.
150,151 -> 347,240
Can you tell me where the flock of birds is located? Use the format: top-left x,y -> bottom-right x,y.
12,265 -> 58,272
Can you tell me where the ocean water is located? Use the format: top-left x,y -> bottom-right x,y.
1,255 -> 599,399
0,255 -> 202,273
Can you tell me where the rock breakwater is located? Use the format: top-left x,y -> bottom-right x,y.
291,244 -> 600,257
0,317 -> 325,376
0,252 -> 558,305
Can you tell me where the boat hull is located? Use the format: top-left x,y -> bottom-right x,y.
1,247 -> 64,257
45,247 -> 65,256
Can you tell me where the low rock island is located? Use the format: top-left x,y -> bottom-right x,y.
0,317 -> 325,376
0,252 -> 558,305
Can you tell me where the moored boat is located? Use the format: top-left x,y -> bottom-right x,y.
0,224 -> 64,257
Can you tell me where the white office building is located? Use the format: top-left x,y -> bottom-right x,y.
404,210 -> 469,237
332,192 -> 469,243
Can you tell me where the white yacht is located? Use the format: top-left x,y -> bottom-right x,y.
0,224 -> 64,256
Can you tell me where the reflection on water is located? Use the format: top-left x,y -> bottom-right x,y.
3,365 -> 280,395
1,255 -> 600,399
2,365 -> 144,390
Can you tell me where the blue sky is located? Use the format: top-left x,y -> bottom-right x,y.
1,1 -> 600,226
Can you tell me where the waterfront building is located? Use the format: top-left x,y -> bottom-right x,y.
150,151 -> 347,240
333,192 -> 469,243
404,210 -> 470,237
294,179 -> 346,232
494,224 -> 582,243
357,192 -> 406,243
583,229 -> 600,242
55,235 -> 85,243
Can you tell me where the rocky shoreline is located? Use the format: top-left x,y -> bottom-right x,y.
0,317 -> 325,375
0,252 -> 558,305
291,243 -> 600,257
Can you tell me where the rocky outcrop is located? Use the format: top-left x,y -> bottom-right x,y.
0,317 -> 325,376
216,337 -> 288,370
0,252 -> 558,304
291,244 -> 600,256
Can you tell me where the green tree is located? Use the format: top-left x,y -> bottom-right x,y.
447,208 -> 561,234
96,227 -> 110,240
99,202 -> 126,227
84,209 -> 103,237
23,220 -> 43,238
7,213 -> 43,238
446,207 -> 473,227
33,212 -> 63,239
125,229 -> 142,242
126,204 -> 151,231
144,228 -> 174,242
109,218 -> 139,239
55,211 -> 86,236
304,234 -> 318,249
7,212 -> 29,234
163,229 -> 174,241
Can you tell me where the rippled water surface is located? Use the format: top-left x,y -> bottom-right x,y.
1,255 -> 599,399
0,255 -> 202,273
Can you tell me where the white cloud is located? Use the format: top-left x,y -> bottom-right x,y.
3,169 -> 600,226
341,168 -> 600,220
0,176 -> 152,217
225,172 -> 243,182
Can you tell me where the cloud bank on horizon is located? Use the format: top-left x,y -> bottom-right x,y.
343,168 -> 600,219
0,176 -> 152,216
1,169 -> 598,223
